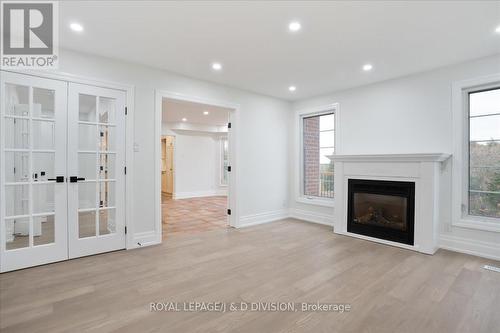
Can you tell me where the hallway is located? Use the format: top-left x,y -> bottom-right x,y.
162,195 -> 228,237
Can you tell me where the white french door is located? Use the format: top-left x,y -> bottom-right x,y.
67,83 -> 126,259
0,73 -> 127,272
0,72 -> 68,272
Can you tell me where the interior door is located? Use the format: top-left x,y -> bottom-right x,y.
67,83 -> 126,258
165,136 -> 174,194
0,72 -> 68,272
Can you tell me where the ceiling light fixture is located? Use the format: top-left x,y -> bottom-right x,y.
288,21 -> 301,32
495,25 -> 500,34
288,86 -> 297,92
203,111 -> 209,115
212,62 -> 222,71
182,118 -> 187,122
362,64 -> 373,71
70,22 -> 84,32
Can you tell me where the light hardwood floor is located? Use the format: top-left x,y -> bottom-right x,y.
1,219 -> 499,332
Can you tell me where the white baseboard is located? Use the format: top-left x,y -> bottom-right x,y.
132,231 -> 161,248
173,190 -> 227,199
439,234 -> 500,261
289,208 -> 334,226
237,210 -> 289,228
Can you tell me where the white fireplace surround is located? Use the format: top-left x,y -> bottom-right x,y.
331,153 -> 451,254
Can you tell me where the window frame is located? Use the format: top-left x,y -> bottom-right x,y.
452,74 -> 500,233
296,103 -> 339,207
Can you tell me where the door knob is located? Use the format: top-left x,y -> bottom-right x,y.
48,176 -> 65,183
70,176 -> 86,183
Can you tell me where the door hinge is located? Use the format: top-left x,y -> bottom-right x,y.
13,167 -> 16,174
125,106 -> 128,115
227,209 -> 231,215
124,166 -> 127,175
227,166 -> 231,172
125,226 -> 127,234
227,122 -> 231,129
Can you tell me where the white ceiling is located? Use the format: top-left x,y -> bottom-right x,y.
60,1 -> 500,101
162,98 -> 230,126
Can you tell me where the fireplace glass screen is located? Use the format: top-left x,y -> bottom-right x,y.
347,179 -> 415,245
352,193 -> 407,231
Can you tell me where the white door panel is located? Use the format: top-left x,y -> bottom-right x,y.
1,72 -> 68,272
67,83 -> 126,258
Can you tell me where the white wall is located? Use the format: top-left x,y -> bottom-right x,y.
161,124 -> 227,198
290,54 -> 500,258
57,49 -> 290,237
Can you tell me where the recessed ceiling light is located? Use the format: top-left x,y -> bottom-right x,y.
212,62 -> 222,71
70,23 -> 84,32
182,118 -> 187,122
203,111 -> 209,115
288,85 -> 297,92
362,64 -> 373,71
495,25 -> 500,34
288,21 -> 301,32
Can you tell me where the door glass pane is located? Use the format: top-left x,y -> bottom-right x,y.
99,154 -> 115,179
33,152 -> 55,181
79,153 -> 97,180
33,120 -> 55,150
5,218 -> 30,250
99,97 -> 115,123
99,182 -> 115,207
33,215 -> 55,246
79,124 -> 97,150
79,182 -> 96,209
5,152 -> 29,183
79,94 -> 97,122
79,211 -> 96,238
99,126 -> 115,151
33,183 -> 55,214
33,88 -> 55,119
6,185 -> 29,216
99,209 -> 116,235
5,84 -> 29,116
5,118 -> 29,149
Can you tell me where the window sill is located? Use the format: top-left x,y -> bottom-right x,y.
453,216 -> 500,233
296,196 -> 334,208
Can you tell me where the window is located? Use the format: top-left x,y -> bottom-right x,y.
468,88 -> 500,219
302,112 -> 335,198
220,138 -> 228,186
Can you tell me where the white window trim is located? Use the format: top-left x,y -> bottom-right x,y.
295,103 -> 340,207
219,136 -> 228,187
452,73 -> 500,233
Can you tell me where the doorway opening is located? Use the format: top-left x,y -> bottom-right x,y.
160,96 -> 234,238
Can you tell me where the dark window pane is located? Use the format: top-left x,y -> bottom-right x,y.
469,192 -> 500,218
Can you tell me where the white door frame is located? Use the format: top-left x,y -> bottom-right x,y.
0,69 -> 136,251
154,89 -> 240,236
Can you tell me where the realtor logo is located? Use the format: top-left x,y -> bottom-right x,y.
1,1 -> 58,68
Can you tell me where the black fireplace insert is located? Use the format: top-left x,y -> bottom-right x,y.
347,179 -> 415,245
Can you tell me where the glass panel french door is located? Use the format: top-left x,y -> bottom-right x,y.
67,83 -> 126,258
0,72 -> 68,272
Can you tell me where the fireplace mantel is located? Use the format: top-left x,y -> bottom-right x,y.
332,153 -> 451,254
330,153 -> 451,163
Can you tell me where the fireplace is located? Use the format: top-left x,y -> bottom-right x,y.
347,179 -> 415,245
